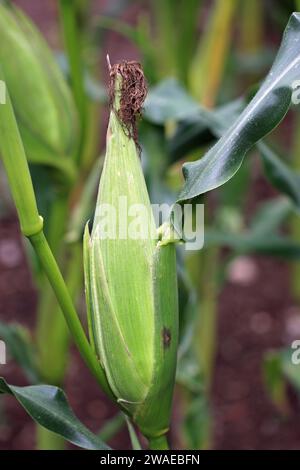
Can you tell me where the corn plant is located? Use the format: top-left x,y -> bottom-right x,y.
1,0 -> 300,451
0,0 -> 97,449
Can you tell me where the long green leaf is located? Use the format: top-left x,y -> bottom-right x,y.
125,416 -> 142,450
178,12 -> 300,203
206,232 -> 300,258
0,377 -> 110,450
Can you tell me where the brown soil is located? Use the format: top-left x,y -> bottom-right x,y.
213,255 -> 300,450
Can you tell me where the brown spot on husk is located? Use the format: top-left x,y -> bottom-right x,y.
162,327 -> 171,349
109,60 -> 147,152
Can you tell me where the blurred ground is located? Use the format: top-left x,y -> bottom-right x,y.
1,0 -> 300,451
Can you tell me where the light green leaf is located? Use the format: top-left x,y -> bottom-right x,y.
144,78 -> 200,124
125,416 -> 142,450
249,197 -> 292,236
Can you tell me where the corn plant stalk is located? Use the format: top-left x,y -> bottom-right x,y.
35,241 -> 85,449
36,425 -> 66,451
36,243 -> 81,385
189,0 -> 237,107
35,192 -> 70,381
239,0 -> 263,56
197,246 -> 219,387
153,0 -> 178,77
290,112 -> 300,301
59,0 -> 87,161
152,0 -> 202,83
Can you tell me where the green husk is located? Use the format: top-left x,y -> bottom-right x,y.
84,63 -> 179,438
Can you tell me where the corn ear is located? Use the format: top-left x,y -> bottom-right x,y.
84,62 -> 178,438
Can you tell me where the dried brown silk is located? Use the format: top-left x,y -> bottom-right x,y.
109,61 -> 147,153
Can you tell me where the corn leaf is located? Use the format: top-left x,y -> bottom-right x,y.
0,377 -> 110,450
206,230 -> 300,258
205,197 -> 300,258
144,78 -> 200,124
178,13 -> 300,203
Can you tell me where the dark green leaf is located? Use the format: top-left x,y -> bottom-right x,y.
0,378 -> 110,450
178,13 -> 300,203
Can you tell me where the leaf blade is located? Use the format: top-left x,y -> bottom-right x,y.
178,13 -> 300,203
0,377 -> 110,450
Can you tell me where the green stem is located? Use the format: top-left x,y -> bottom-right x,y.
240,0 -> 263,55
148,435 -> 169,450
59,0 -> 87,163
176,0 -> 202,84
0,72 -> 43,237
0,73 -> 112,396
197,246 -> 219,387
36,244 -> 83,385
36,190 -> 70,383
98,413 -> 125,441
36,425 -> 65,450
36,244 -> 83,450
189,0 -> 237,107
35,192 -> 70,450
290,112 -> 300,301
29,230 -> 113,399
153,0 -> 177,77
184,244 -> 218,450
